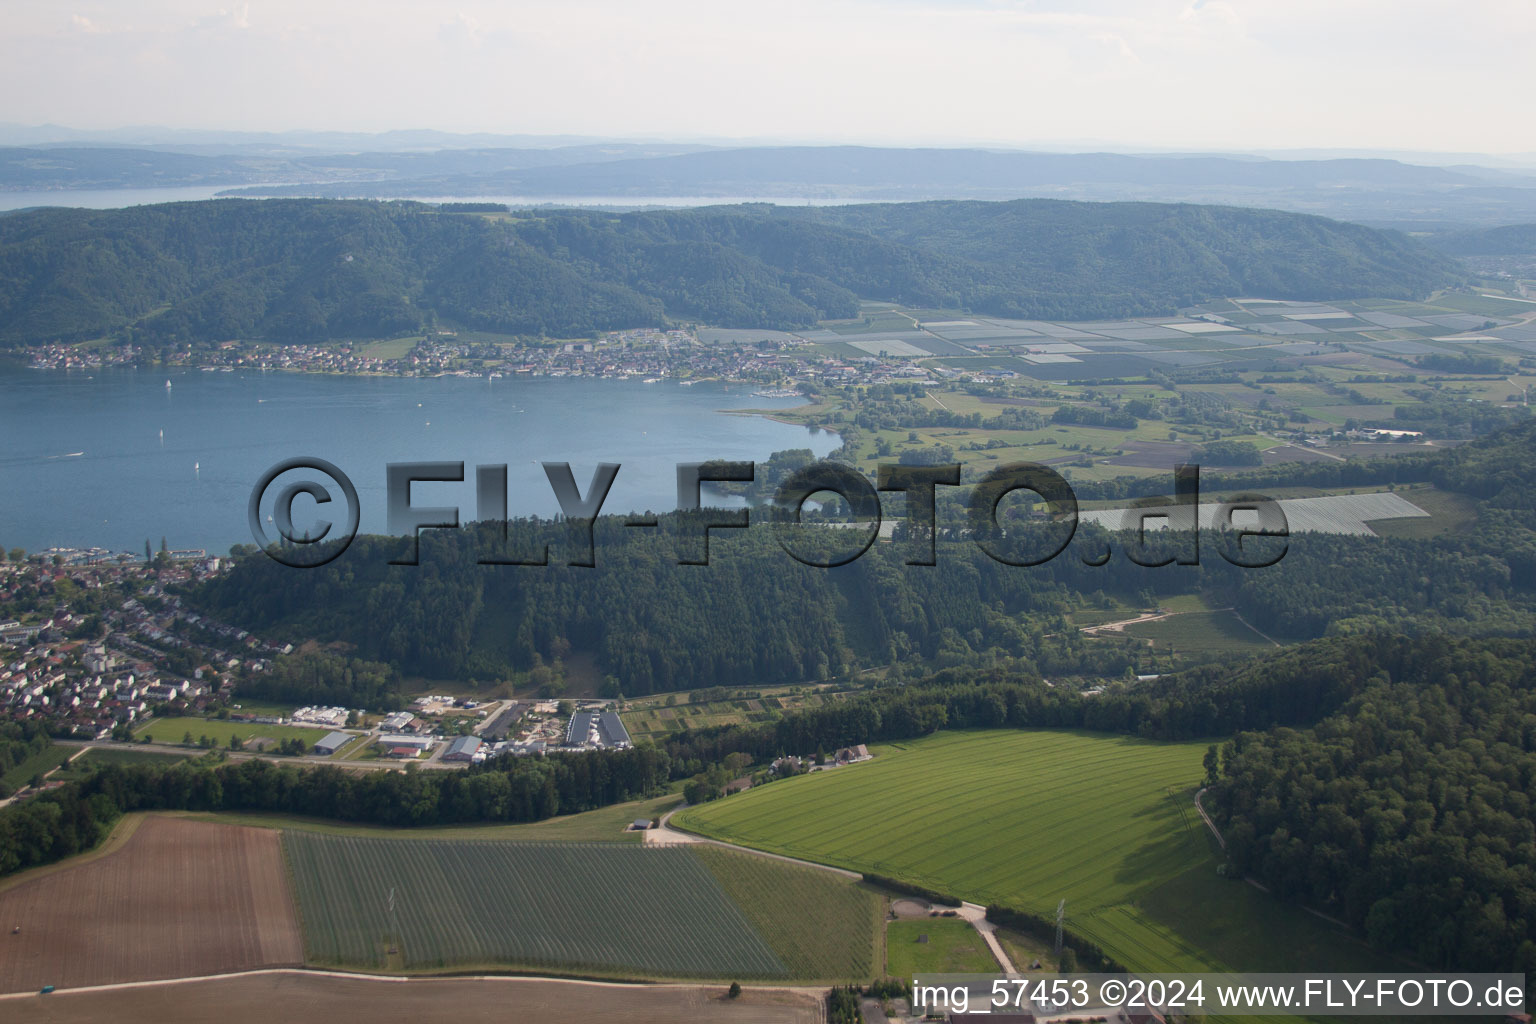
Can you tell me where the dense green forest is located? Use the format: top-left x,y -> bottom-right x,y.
194,422 -> 1536,698
0,197 -> 1458,346
1207,634 -> 1536,973
196,514 -> 1535,698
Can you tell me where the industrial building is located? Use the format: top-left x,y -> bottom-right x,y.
377,734 -> 434,757
312,731 -> 351,756
443,735 -> 482,762
564,710 -> 632,749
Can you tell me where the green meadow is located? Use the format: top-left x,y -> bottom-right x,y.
676,730 -> 1399,976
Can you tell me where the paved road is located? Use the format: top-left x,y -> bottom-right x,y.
51,737 -> 467,772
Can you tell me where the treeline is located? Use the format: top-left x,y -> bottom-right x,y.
0,742 -> 670,877
1417,353 -> 1512,375
235,650 -> 402,709
1376,401 -> 1531,441
1207,634 -> 1536,973
1052,404 -> 1137,430
0,631 -> 1452,880
1193,440 -> 1262,466
660,639 -> 1446,775
0,721 -> 53,795
0,197 -> 1459,347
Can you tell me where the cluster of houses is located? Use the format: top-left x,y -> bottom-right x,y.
770,744 -> 872,777
27,319 -> 1000,393
3,644 -> 210,739
25,342 -> 144,371
0,557 -> 289,738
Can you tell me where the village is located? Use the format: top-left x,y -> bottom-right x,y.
22,324 -> 960,393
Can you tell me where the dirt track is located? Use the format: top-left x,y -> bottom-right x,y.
0,817 -> 302,994
6,971 -> 825,1024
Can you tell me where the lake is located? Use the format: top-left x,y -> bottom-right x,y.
0,368 -> 836,555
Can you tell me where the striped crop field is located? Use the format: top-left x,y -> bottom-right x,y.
282,833 -> 879,980
691,845 -> 883,980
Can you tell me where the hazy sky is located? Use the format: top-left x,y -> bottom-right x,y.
4,0 -> 1532,152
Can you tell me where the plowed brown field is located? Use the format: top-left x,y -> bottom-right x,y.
0,816 -> 302,994
1,972 -> 824,1024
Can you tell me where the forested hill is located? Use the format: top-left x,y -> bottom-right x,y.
0,197 -> 1458,346
189,420 -> 1536,697
1206,633 -> 1536,972
1429,223 -> 1536,256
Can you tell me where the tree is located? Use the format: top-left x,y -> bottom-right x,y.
7,548 -> 22,564
1059,948 -> 1078,972
1202,744 -> 1220,787
728,982 -> 742,999
145,540 -> 152,563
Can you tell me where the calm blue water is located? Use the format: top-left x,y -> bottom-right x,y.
0,368 -> 835,555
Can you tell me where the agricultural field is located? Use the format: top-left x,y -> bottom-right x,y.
622,690 -> 836,741
885,918 -> 998,975
0,816 -> 302,994
358,336 -> 424,360
283,833 -> 870,980
675,730 -> 1393,975
691,845 -> 884,981
1366,485 -> 1480,538
133,715 -> 332,748
168,792 -> 683,843
1121,609 -> 1278,655
9,972 -> 826,1024
758,292 -> 1536,496
51,746 -> 193,781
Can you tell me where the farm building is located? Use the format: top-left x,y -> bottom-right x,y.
443,735 -> 481,762
312,731 -> 351,756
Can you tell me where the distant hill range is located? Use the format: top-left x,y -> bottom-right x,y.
1428,223 -> 1536,255
0,197 -> 1460,347
4,143 -> 1536,228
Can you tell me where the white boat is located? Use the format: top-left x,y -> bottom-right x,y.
164,380 -> 172,390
